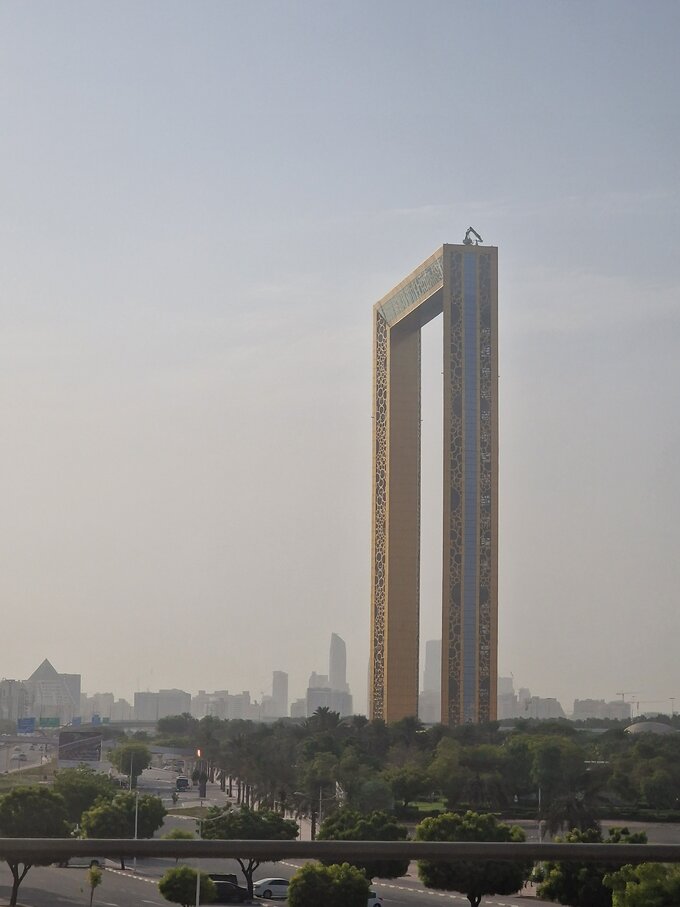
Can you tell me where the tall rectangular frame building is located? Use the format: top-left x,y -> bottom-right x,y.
370,243 -> 498,725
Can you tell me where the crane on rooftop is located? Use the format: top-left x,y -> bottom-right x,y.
463,226 -> 483,245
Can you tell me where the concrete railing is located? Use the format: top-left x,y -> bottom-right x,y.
1,839 -> 680,864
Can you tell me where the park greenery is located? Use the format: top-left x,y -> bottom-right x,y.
109,741 -> 152,787
87,863 -> 103,906
3,708 -> 680,907
152,710 -> 680,825
604,862 -> 680,907
536,826 -> 648,907
318,808 -> 409,880
200,805 -> 298,894
0,786 -> 70,905
80,790 -> 166,868
288,862 -> 370,907
415,810 -> 530,907
159,866 -> 216,906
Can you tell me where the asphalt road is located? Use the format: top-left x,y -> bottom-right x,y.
0,860 -> 551,907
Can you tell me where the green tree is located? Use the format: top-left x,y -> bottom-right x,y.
110,741 -> 152,788
200,806 -> 298,895
288,862 -> 370,907
428,738 -> 470,809
354,778 -> 393,814
87,863 -> 103,907
81,792 -> 166,868
384,764 -> 430,808
604,863 -> 680,907
52,766 -> 116,824
537,826 -> 647,907
318,808 -> 409,880
0,786 -> 70,905
159,866 -> 216,907
416,811 -> 530,907
157,713 -> 198,738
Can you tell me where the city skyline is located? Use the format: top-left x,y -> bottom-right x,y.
1,4 -> 679,711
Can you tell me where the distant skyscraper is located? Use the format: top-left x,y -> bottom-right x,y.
329,633 -> 348,692
272,671 -> 288,718
370,242 -> 498,725
423,640 -> 441,693
419,639 -> 442,724
22,659 -> 80,725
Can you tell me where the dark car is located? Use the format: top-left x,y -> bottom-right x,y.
209,878 -> 250,903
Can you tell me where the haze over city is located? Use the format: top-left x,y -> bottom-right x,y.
1,2 -> 679,712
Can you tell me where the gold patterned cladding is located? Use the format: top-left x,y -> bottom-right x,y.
370,311 -> 389,720
477,251 -> 493,721
444,248 -> 464,725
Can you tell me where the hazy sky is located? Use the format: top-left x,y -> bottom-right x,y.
1,1 -> 679,715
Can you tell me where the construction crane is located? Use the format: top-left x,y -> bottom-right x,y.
616,691 -> 640,703
463,226 -> 483,245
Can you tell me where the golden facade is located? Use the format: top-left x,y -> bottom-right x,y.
370,244 -> 498,725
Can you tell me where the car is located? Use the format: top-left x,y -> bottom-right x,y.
209,877 -> 250,904
367,891 -> 383,907
253,878 -> 289,899
18,753 -> 27,761
209,874 -> 239,886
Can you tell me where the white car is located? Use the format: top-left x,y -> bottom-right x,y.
253,878 -> 289,899
367,891 -> 383,907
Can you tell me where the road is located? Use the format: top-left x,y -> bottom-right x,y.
0,860 -> 550,907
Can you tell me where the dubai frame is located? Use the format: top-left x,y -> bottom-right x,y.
370,239 -> 498,726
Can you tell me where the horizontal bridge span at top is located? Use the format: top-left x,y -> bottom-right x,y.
2,839 -> 680,864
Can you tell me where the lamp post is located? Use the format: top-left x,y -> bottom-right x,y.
132,788 -> 139,872
195,815 -> 202,907
194,810 -> 226,907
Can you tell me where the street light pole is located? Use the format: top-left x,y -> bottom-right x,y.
195,817 -> 203,907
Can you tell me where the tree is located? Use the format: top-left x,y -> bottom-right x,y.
288,862 -> 370,907
604,863 -> 680,907
537,826 -> 647,907
81,792 -> 166,868
109,741 -> 152,787
428,738 -> 470,809
52,766 -> 116,824
318,808 -> 409,880
384,763 -> 430,808
200,806 -> 298,895
157,713 -> 198,738
159,866 -> 216,906
87,864 -> 103,907
416,811 -> 530,907
0,786 -> 70,905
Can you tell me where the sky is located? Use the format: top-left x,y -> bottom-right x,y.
1,1 -> 679,716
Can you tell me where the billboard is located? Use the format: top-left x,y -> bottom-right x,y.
58,730 -> 102,765
39,717 -> 60,728
17,717 -> 36,734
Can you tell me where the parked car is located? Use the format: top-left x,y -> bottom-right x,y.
18,753 -> 27,761
253,878 -> 289,899
209,874 -> 239,886
175,776 -> 190,791
367,891 -> 383,907
209,878 -> 250,903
